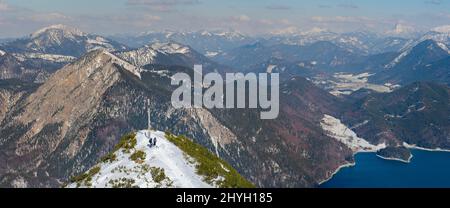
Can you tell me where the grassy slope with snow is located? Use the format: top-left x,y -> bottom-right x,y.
67,130 -> 253,188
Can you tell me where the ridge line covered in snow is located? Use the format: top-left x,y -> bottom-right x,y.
103,50 -> 142,79
30,24 -> 85,38
68,130 -> 212,188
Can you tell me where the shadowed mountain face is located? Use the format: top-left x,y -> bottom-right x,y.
370,40 -> 450,85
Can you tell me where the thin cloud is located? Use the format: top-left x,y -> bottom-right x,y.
231,15 -> 251,22
424,0 -> 443,5
0,0 -> 10,11
311,16 -> 372,23
126,0 -> 201,12
266,4 -> 291,10
318,5 -> 333,8
338,3 -> 359,9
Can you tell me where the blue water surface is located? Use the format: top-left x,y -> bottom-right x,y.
320,149 -> 450,188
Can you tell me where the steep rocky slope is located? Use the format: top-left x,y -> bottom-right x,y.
0,79 -> 39,125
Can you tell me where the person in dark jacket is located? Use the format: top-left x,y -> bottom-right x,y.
149,137 -> 153,147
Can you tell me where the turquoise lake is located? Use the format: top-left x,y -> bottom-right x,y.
320,149 -> 450,188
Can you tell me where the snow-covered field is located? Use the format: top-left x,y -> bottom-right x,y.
313,72 -> 399,96
205,51 -> 219,57
13,53 -> 76,63
320,115 -> 386,153
67,130 -> 212,188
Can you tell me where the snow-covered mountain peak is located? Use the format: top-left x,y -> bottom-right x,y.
67,130 -> 212,188
384,23 -> 418,38
67,130 -> 253,188
212,30 -> 246,40
30,24 -> 86,39
115,45 -> 160,67
97,49 -> 141,78
149,42 -> 190,54
0,49 -> 5,56
431,25 -> 450,34
1,24 -> 129,57
300,27 -> 332,36
390,23 -> 414,33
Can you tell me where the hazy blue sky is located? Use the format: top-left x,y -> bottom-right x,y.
0,0 -> 449,37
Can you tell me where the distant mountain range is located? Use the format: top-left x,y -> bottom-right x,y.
0,25 -> 127,83
110,30 -> 253,58
2,24 -> 127,57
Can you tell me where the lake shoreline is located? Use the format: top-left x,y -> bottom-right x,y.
319,144 -> 450,187
318,162 -> 356,186
376,154 -> 413,163
320,148 -> 450,188
403,143 -> 450,153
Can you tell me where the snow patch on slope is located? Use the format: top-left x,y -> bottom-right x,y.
13,53 -> 76,63
205,51 -> 219,57
116,42 -> 190,67
104,50 -> 141,79
150,42 -> 190,54
320,115 -> 386,153
385,49 -> 410,69
0,49 -> 5,56
437,42 -> 450,54
116,45 -> 158,67
266,64 -> 277,73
